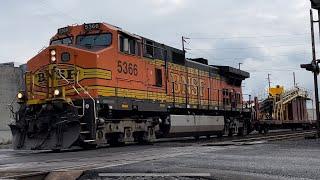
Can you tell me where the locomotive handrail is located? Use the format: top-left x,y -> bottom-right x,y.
54,67 -> 85,117
37,46 -> 47,54
76,70 -> 98,121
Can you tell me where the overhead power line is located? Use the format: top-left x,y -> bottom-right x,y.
186,52 -> 309,62
188,43 -> 309,51
187,32 -> 309,40
38,0 -> 79,22
243,68 -> 304,72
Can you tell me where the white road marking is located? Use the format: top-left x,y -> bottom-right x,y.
98,173 -> 211,177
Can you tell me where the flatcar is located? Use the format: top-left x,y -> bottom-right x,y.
9,23 -> 251,150
252,85 -> 314,133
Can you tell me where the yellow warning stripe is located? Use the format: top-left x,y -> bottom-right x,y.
26,85 -> 238,107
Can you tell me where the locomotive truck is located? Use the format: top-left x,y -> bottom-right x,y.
9,23 -> 252,150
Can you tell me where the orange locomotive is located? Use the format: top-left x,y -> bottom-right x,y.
10,23 -> 251,150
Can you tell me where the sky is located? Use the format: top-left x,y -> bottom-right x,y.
0,0 -> 317,99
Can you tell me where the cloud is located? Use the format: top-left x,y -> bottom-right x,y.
147,0 -> 187,15
0,0 -> 317,98
256,13 -> 278,21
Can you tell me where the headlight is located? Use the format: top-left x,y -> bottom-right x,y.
51,56 -> 56,62
54,89 -> 60,96
50,49 -> 56,56
17,92 -> 23,99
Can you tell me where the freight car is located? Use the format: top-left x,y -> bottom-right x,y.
9,23 -> 252,150
252,85 -> 314,133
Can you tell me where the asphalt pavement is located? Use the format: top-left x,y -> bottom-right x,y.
0,137 -> 320,179
79,139 -> 320,180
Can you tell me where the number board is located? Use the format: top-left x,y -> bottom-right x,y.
84,23 -> 100,31
57,27 -> 69,35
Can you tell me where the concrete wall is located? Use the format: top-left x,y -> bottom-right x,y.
0,62 -> 25,144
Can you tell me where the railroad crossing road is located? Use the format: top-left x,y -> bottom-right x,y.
1,134 -> 320,179
80,139 -> 320,180
0,142 -> 228,173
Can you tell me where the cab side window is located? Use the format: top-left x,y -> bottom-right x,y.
119,35 -> 140,56
222,89 -> 230,105
144,40 -> 154,58
155,68 -> 162,87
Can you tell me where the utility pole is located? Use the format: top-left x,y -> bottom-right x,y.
293,72 -> 296,87
267,73 -> 271,89
238,62 -> 242,70
182,36 -> 189,55
312,9 -> 320,136
182,36 -> 190,108
182,36 -> 186,55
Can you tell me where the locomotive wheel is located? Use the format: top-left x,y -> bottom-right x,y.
135,133 -> 145,144
108,133 -> 125,146
258,126 -> 263,134
237,127 -> 244,136
134,132 -> 153,145
228,129 -> 233,137
291,126 -> 297,131
194,135 -> 200,140
81,143 -> 97,150
302,124 -> 311,130
237,125 -> 248,136
79,139 -> 97,149
52,149 -> 61,153
217,132 -> 223,138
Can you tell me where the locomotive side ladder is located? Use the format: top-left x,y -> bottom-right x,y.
75,70 -> 97,143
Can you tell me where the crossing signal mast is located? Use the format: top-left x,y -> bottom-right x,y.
300,0 -> 320,136
311,0 -> 320,9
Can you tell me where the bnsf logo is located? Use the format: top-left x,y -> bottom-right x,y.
34,65 -> 75,87
170,73 -> 205,97
36,69 -> 75,83
32,65 -> 112,87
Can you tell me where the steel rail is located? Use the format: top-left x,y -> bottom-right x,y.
0,129 -> 316,180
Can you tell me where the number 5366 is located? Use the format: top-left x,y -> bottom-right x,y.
117,60 -> 138,76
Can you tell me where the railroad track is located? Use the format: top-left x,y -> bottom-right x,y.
156,129 -> 316,145
233,130 -> 316,142
1,129 -> 317,180
205,130 -> 317,146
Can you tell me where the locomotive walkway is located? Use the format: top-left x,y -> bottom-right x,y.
0,130 -> 318,180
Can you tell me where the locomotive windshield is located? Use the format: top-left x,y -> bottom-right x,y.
76,33 -> 112,48
50,37 -> 73,45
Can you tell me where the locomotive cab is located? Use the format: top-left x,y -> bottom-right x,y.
10,23 -> 118,150
10,23 -> 160,150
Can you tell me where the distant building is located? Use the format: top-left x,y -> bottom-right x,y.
0,62 -> 25,132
